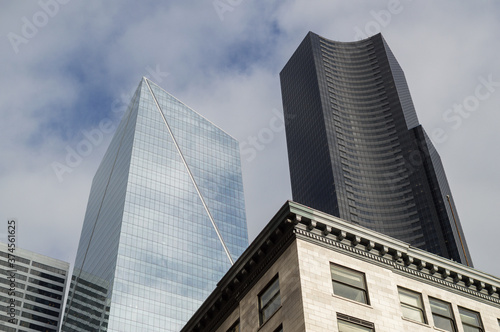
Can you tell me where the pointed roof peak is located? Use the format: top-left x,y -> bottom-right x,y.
141,76 -> 239,141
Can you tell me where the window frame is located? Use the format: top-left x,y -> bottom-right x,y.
458,307 -> 483,332
429,297 -> 456,332
258,275 -> 281,325
273,324 -> 283,332
397,287 -> 427,324
337,313 -> 375,332
330,263 -> 369,304
226,320 -> 239,332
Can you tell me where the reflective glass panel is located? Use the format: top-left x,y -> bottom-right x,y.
62,79 -> 248,332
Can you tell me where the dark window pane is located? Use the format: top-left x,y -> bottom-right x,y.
459,307 -> 483,332
433,315 -> 455,332
332,281 -> 366,303
262,295 -> 281,322
259,277 -> 281,325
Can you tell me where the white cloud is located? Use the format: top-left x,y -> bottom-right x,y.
0,1 -> 499,280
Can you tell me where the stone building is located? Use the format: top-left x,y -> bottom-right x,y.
181,201 -> 500,332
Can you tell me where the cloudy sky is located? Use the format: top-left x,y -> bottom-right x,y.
1,1 -> 499,278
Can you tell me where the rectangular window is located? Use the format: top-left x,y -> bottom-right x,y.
259,276 -> 281,325
429,297 -> 456,332
337,315 -> 374,332
458,307 -> 483,332
227,320 -> 239,332
398,287 -> 426,323
330,263 -> 368,304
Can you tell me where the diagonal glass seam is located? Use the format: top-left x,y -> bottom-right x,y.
144,78 -> 234,265
64,85 -> 139,324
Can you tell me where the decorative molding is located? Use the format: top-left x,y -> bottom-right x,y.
181,202 -> 500,332
187,221 -> 296,332
293,217 -> 500,306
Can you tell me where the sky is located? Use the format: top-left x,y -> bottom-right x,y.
0,1 -> 499,279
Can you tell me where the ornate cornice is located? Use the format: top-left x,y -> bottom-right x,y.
288,202 -> 500,307
181,201 -> 500,332
181,203 -> 297,332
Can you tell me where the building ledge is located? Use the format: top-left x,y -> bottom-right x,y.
287,201 -> 500,306
181,201 -> 500,332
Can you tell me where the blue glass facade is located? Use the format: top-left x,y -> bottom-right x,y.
62,78 -> 248,331
280,32 -> 472,265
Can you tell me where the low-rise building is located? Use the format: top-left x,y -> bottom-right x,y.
181,201 -> 500,332
0,242 -> 69,332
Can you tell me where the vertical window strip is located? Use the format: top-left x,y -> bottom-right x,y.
429,297 -> 456,332
398,287 -> 426,323
331,263 -> 368,304
259,276 -> 281,325
458,307 -> 483,332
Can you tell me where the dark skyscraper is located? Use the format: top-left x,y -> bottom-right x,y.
280,32 -> 472,265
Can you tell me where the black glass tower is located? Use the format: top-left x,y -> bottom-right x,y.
280,32 -> 472,265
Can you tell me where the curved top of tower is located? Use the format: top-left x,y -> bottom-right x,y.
307,30 -> 383,45
279,31 -> 471,265
283,31 -> 420,130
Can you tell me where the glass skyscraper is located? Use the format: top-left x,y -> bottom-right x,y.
280,32 -> 472,265
62,78 -> 248,331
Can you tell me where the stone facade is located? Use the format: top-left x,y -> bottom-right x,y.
181,201 -> 500,332
296,239 -> 499,331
